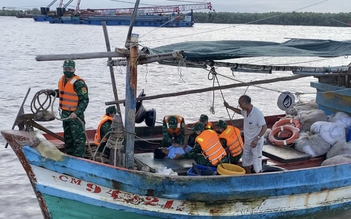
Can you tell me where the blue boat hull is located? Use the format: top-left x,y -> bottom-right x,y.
3,129 -> 351,219
40,14 -> 194,27
49,19 -> 193,27
33,15 -> 53,22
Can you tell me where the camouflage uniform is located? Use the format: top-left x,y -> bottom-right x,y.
96,106 -> 117,156
188,115 -> 212,147
61,79 -> 89,157
219,138 -> 243,164
161,115 -> 185,147
181,143 -> 229,167
216,120 -> 243,164
97,120 -> 112,153
180,122 -> 229,167
56,60 -> 89,157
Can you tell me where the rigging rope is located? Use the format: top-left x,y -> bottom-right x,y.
141,0 -> 330,44
208,67 -> 240,126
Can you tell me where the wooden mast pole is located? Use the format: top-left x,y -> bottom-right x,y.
124,0 -> 140,169
101,21 -> 122,114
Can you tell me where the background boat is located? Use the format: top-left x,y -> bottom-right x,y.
33,2 -> 213,27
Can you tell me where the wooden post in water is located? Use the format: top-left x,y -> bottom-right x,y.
124,0 -> 140,169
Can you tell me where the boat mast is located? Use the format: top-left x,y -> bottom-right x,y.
124,0 -> 140,169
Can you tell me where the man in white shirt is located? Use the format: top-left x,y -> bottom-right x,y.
224,95 -> 267,173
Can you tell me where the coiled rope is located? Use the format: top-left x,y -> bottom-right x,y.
31,89 -> 93,158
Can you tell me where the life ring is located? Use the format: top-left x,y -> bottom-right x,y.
268,125 -> 300,146
272,118 -> 301,130
276,130 -> 292,139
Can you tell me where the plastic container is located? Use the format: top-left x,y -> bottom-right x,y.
347,126 -> 351,142
187,164 -> 217,176
217,163 -> 246,176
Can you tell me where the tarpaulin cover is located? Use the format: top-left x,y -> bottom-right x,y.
150,39 -> 351,61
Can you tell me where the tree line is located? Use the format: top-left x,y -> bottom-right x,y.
1,8 -> 350,27
193,12 -> 351,27
0,8 -> 40,16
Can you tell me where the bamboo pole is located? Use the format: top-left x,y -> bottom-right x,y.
125,0 -> 140,48
35,51 -> 127,61
102,22 -> 122,114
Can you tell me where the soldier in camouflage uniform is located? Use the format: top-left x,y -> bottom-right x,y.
175,122 -> 229,166
161,115 -> 186,147
50,60 -> 89,157
94,106 -> 117,158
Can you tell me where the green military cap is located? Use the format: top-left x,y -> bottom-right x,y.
191,122 -> 205,132
106,106 -> 117,115
217,120 -> 227,129
168,115 -> 177,129
63,60 -> 75,68
199,114 -> 208,123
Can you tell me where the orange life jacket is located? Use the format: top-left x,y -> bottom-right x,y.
205,121 -> 213,130
196,129 -> 227,166
218,125 -> 243,157
58,75 -> 84,111
94,115 -> 113,146
191,121 -> 213,130
164,115 -> 184,135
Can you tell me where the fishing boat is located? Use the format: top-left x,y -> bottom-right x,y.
3,1 -> 351,218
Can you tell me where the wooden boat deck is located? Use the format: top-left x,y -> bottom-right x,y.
134,152 -> 269,175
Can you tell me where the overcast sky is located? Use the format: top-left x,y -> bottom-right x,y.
4,0 -> 351,13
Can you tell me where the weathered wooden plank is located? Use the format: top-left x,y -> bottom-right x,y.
263,144 -> 311,163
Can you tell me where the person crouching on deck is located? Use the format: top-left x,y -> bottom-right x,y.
187,114 -> 213,147
199,114 -> 213,130
94,106 -> 117,158
161,115 -> 186,147
174,122 -> 229,167
216,120 -> 244,164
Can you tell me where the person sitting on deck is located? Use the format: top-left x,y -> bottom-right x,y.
161,115 -> 186,147
216,120 -> 244,164
174,122 -> 229,167
94,106 -> 117,158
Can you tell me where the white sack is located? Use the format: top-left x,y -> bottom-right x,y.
321,154 -> 351,166
285,101 -> 318,117
298,109 -> 327,132
326,141 -> 351,159
294,132 -> 331,157
311,121 -> 346,145
328,112 -> 351,129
